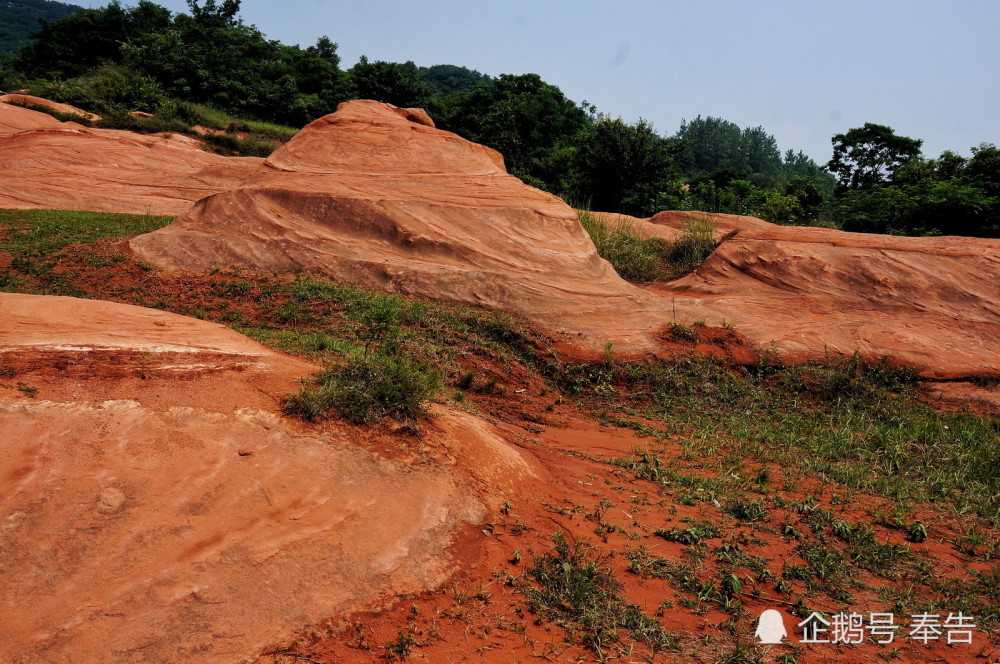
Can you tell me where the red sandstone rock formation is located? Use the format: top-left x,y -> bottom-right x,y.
131,101 -> 1000,378
640,211 -> 1000,379
0,293 -> 539,663
131,100 -> 670,350
0,101 -> 261,214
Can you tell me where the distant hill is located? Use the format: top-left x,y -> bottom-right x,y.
417,64 -> 492,95
0,0 -> 81,60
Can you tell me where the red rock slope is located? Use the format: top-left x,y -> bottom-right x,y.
131,100 -> 1000,379
0,93 -> 101,121
0,100 -> 261,214
0,293 -> 539,664
130,100 -> 671,351
640,211 -> 1000,379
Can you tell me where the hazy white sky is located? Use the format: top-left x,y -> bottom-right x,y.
87,0 -> 999,164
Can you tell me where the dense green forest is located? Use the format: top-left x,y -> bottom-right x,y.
1,0 -> 997,237
0,0 -> 79,58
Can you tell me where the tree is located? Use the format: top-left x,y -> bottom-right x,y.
740,125 -> 782,178
758,175 -> 828,225
348,56 -> 431,108
832,146 -> 999,237
674,115 -> 781,181
186,0 -> 240,28
433,73 -> 590,191
309,36 -> 340,69
417,64 -> 491,95
674,115 -> 743,176
827,123 -> 923,191
0,0 -> 80,60
571,117 -> 680,216
7,1 -> 171,78
121,11 -> 280,115
965,143 -> 1000,199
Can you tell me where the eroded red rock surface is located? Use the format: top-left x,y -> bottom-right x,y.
0,293 -> 539,664
641,211 -> 1000,379
130,100 -> 672,351
129,101 -> 1000,380
0,101 -> 261,214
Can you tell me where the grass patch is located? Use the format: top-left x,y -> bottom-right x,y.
561,353 -> 1000,521
99,100 -> 297,156
578,211 -> 668,283
280,286 -> 444,424
197,132 -> 281,158
0,208 -> 172,256
525,533 -> 678,657
7,93 -> 296,157
0,208 -> 173,296
663,213 -> 716,276
578,210 -> 717,283
3,99 -> 96,124
283,353 -> 441,424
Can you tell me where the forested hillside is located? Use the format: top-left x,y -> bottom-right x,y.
0,0 -> 79,58
2,0 -> 997,236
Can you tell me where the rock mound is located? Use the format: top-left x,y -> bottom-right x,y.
0,101 -> 261,214
131,100 -> 670,350
130,101 -> 1000,378
645,211 -> 1000,379
0,293 -> 538,664
0,93 -> 101,121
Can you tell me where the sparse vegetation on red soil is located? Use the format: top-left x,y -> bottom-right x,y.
1,208 -> 997,663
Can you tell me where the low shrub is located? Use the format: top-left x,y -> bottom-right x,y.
283,353 -> 441,423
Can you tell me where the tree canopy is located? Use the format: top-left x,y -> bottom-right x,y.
827,122 -> 924,191
417,64 -> 491,95
674,115 -> 782,181
571,117 -> 681,216
433,73 -> 590,187
348,58 -> 431,109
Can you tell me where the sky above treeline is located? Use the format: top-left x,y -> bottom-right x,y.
83,0 -> 999,164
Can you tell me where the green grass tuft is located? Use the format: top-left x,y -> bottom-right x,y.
525,533 -> 678,655
578,210 -> 716,283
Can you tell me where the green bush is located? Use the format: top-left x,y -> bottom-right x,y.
283,353 -> 441,423
21,65 -> 166,115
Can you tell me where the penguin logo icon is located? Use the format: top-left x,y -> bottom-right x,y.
756,609 -> 788,643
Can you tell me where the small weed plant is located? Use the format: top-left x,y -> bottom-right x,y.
525,533 -> 677,656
